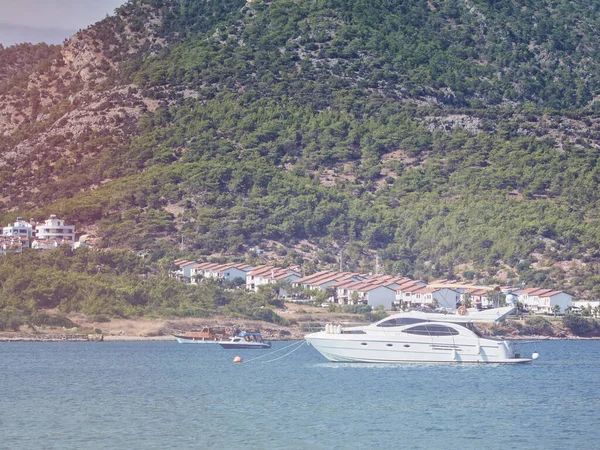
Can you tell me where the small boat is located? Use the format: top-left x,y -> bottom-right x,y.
218,331 -> 271,349
305,306 -> 539,364
173,326 -> 231,344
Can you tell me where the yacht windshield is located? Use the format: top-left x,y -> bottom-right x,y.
377,317 -> 426,327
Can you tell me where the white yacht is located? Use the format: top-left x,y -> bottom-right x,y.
304,306 -> 538,364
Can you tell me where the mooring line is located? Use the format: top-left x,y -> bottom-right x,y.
243,340 -> 306,364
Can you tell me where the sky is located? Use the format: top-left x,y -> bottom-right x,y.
0,0 -> 127,46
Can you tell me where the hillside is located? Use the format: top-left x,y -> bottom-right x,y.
2,0 -> 600,300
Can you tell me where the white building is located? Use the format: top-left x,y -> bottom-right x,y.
334,279 -> 370,304
246,265 -> 301,296
572,300 -> 600,311
31,239 -> 61,250
347,283 -> 397,310
518,288 -> 572,314
0,236 -> 23,255
395,280 -> 428,306
294,271 -> 365,300
35,215 -> 75,242
171,260 -> 197,281
190,262 -> 252,283
403,287 -> 460,310
3,217 -> 34,247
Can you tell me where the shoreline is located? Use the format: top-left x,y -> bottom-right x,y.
1,333 -> 600,342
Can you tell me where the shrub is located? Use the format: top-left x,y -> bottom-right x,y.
30,312 -> 76,328
343,304 -> 372,314
89,314 -> 111,323
523,316 -> 554,336
0,311 -> 26,331
563,314 -> 598,336
251,308 -> 283,324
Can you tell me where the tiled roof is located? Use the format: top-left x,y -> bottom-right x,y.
541,290 -> 564,297
172,260 -> 196,267
294,270 -> 335,284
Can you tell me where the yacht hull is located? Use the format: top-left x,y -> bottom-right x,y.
218,342 -> 271,349
305,334 -> 532,364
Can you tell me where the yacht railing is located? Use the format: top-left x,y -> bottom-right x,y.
299,321 -> 369,333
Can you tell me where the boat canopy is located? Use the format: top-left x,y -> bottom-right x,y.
238,331 -> 262,337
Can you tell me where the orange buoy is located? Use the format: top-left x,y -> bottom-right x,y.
233,356 -> 243,363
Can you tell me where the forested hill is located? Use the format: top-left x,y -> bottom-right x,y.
2,0 -> 600,297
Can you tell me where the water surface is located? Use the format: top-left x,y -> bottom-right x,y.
0,340 -> 597,449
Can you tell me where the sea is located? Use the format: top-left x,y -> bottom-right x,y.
1,339 -> 599,450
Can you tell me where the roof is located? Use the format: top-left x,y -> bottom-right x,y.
172,260 -> 196,267
465,288 -> 490,296
191,262 -> 252,273
518,288 -> 555,296
395,280 -> 425,291
249,265 -> 298,281
302,272 -> 359,287
408,286 -> 457,294
344,280 -> 396,293
294,270 -> 335,284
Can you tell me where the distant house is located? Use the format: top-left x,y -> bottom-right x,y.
246,265 -> 301,296
334,279 -> 370,304
572,300 -> 600,312
294,271 -> 366,299
170,260 -> 197,281
395,280 -> 428,306
190,262 -> 252,283
517,288 -> 572,314
461,288 -> 493,308
403,287 -> 460,310
31,239 -> 61,250
35,215 -> 75,243
2,217 -> 34,247
346,283 -> 397,310
0,237 -> 23,255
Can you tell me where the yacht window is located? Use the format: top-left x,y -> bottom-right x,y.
402,325 -> 430,335
403,324 -> 459,336
377,318 -> 426,327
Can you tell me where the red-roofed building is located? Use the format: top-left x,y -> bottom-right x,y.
395,280 -> 427,304
246,265 -> 301,295
345,282 -> 397,310
191,262 -> 253,284
517,288 -> 572,314
400,286 -> 460,310
294,271 -> 365,297
170,260 -> 197,281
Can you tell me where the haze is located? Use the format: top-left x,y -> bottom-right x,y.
0,0 -> 126,46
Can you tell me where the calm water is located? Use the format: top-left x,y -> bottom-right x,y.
1,339 -> 599,450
